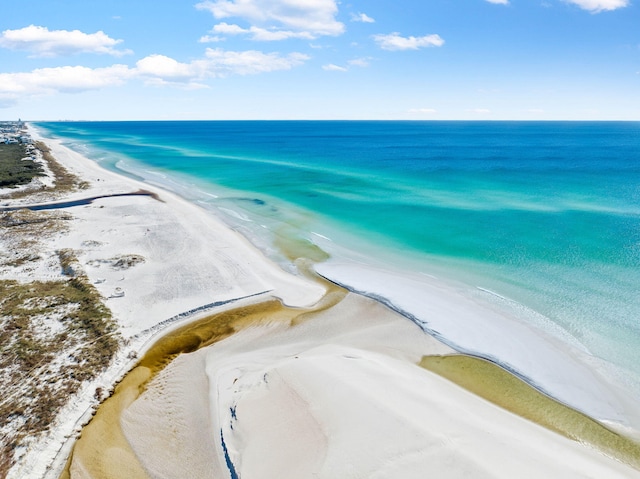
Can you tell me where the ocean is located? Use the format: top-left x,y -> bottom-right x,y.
34,120 -> 640,432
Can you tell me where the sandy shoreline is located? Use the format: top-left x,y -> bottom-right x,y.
4,127 -> 640,478
315,261 -> 640,438
4,127 -> 324,478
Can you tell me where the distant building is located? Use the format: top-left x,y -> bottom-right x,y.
0,120 -> 32,145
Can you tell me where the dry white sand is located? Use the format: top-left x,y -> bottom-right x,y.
121,293 -> 640,478
25,131 -> 326,329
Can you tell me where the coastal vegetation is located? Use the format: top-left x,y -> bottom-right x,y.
0,145 -> 119,477
0,275 -> 119,476
34,141 -> 89,193
0,141 -> 87,202
0,144 -> 44,188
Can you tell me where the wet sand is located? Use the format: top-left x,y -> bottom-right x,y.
64,290 -> 640,478
421,355 -> 640,470
61,280 -> 346,478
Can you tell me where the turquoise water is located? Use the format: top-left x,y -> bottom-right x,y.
35,121 -> 640,395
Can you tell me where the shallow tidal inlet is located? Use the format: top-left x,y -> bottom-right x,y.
61,283 -> 640,478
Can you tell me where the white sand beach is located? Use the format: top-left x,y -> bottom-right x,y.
5,128 -> 640,478
4,129 -> 324,478
315,261 -> 640,437
117,293 -> 639,479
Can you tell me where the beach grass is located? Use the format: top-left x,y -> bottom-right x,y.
34,142 -> 89,193
0,275 -> 120,477
420,354 -> 640,470
0,143 -> 117,477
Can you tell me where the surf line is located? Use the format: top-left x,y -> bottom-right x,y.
0,189 -> 163,212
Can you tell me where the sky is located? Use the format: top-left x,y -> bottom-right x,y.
0,0 -> 638,120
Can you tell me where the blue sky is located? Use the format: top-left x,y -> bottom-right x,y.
0,0 -> 638,120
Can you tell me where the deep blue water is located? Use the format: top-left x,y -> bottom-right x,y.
34,120 -> 640,394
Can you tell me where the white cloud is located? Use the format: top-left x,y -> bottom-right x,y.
0,25 -> 131,57
468,108 -> 492,114
351,12 -> 375,23
201,48 -> 308,75
0,65 -> 132,103
322,63 -> 347,71
0,47 -> 309,105
199,34 -> 225,43
348,57 -> 371,67
195,0 -> 344,38
208,22 -> 315,41
373,32 -> 444,51
485,0 -> 509,4
564,0 -> 629,12
211,22 -> 249,35
409,108 -> 437,114
249,27 -> 314,41
136,48 -> 309,84
136,55 -> 194,80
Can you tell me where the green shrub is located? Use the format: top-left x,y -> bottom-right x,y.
0,144 -> 44,188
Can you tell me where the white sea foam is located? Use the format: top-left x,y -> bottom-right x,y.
218,207 -> 251,222
311,232 -> 332,241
